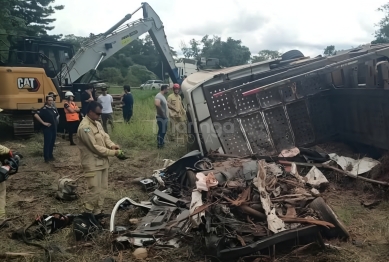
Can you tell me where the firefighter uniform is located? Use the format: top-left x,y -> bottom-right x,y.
77,115 -> 117,214
0,145 -> 11,220
167,92 -> 187,144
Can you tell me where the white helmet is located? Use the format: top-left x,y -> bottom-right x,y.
65,91 -> 75,98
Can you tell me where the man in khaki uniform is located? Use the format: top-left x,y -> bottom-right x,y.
167,83 -> 187,144
0,144 -> 12,225
77,101 -> 121,214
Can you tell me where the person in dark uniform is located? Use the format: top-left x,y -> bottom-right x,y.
81,85 -> 95,117
34,96 -> 59,163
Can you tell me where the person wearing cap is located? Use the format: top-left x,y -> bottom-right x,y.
77,101 -> 121,214
97,86 -> 114,133
64,91 -> 80,145
167,83 -> 187,145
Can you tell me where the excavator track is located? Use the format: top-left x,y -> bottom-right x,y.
12,114 -> 35,137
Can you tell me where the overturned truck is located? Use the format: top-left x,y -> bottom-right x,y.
181,45 -> 389,156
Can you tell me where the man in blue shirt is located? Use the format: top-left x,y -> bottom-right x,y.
121,85 -> 134,123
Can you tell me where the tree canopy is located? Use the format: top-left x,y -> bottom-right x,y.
180,35 -> 251,67
323,45 -> 336,56
251,50 -> 282,63
372,3 -> 389,43
0,0 -> 63,37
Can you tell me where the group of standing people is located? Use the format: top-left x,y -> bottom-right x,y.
154,83 -> 187,148
33,82 -> 183,162
0,83 -> 186,224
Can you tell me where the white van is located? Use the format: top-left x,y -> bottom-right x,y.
141,80 -> 164,90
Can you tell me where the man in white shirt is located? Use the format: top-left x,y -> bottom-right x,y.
97,86 -> 114,133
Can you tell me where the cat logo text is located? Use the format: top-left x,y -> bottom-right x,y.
17,77 -> 40,92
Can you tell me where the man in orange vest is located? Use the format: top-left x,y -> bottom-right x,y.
64,91 -> 81,145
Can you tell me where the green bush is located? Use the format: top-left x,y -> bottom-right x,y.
98,64 -> 158,86
98,67 -> 123,84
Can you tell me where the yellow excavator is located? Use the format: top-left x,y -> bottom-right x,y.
0,2 -> 182,136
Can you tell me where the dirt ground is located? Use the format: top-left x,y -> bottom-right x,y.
1,136 -> 389,262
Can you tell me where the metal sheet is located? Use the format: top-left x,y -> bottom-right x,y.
214,118 -> 251,155
280,83 -> 297,102
234,87 -> 261,115
307,94 -> 336,141
240,112 -> 275,155
263,106 -> 294,152
257,87 -> 282,108
286,100 -> 315,146
206,85 -> 237,121
296,75 -> 330,98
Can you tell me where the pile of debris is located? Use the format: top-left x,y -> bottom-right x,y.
112,147 -> 383,260
7,146 -> 385,261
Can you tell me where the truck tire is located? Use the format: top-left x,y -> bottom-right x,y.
309,197 -> 350,240
281,50 -> 304,61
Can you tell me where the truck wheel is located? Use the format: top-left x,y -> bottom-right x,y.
281,50 -> 304,61
309,197 -> 350,240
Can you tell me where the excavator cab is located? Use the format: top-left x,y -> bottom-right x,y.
6,37 -> 74,79
0,37 -> 82,136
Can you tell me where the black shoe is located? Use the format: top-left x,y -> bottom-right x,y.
70,142 -> 76,146
49,157 -> 56,161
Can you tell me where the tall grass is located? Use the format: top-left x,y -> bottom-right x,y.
109,89 -> 160,150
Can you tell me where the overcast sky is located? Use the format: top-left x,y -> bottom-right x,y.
50,0 -> 388,58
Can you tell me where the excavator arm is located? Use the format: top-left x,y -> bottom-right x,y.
58,2 -> 179,85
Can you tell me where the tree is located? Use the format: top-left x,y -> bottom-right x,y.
170,46 -> 177,57
61,34 -> 89,52
180,39 -> 201,59
251,50 -> 282,62
323,45 -> 336,56
180,35 -> 251,67
0,0 -> 26,35
372,3 -> 389,43
98,67 -> 124,84
10,0 -> 64,38
124,65 -> 158,86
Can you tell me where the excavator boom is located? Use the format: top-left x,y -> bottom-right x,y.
59,2 -> 179,85
0,2 -> 187,137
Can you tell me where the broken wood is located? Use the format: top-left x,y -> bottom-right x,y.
279,216 -> 335,228
0,252 -> 36,258
236,235 -> 246,246
272,194 -> 308,200
230,186 -> 251,206
279,161 -> 389,186
285,206 -> 297,218
65,242 -> 93,251
239,204 -> 267,221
